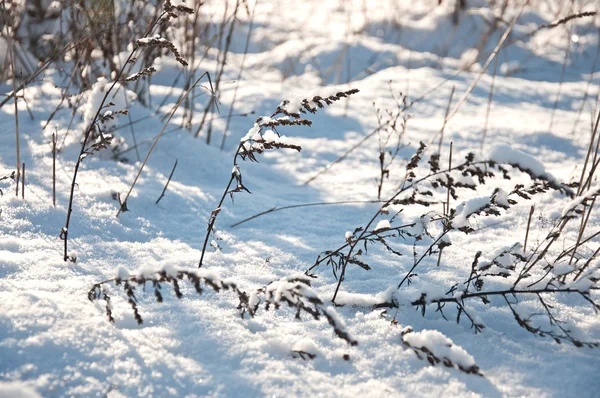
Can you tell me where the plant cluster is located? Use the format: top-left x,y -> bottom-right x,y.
89,267 -> 357,346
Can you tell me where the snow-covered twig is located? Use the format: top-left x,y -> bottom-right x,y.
400,327 -> 483,376
88,268 -> 357,346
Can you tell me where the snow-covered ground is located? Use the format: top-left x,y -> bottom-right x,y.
1,1 -> 600,396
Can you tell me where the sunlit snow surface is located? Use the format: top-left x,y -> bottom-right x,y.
1,1 -> 600,396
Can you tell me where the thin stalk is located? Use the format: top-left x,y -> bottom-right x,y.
330,160 -> 491,303
438,86 -> 455,154
523,205 -> 534,253
444,7 -> 523,125
221,0 -> 257,150
230,199 -> 388,228
548,23 -> 572,133
481,54 -> 499,151
199,143 -> 244,267
21,162 -> 24,199
63,12 -> 168,260
3,4 -> 21,198
117,74 -> 209,218
155,159 -> 178,205
52,132 -> 56,207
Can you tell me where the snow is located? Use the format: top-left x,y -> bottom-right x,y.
373,219 -> 391,232
0,381 -> 41,398
451,195 -> 492,229
1,1 -> 599,397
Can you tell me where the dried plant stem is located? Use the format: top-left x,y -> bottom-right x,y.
444,7 -> 522,125
436,142 -> 452,268
569,199 -> 595,267
446,142 -> 453,214
571,30 -> 600,135
569,111 -> 600,266
199,147 -> 241,267
117,73 -> 209,218
515,11 -> 597,43
523,205 -> 534,253
438,86 -> 455,154
230,199 -> 388,228
304,124 -> 386,185
52,133 -> 56,207
221,0 -> 258,150
21,163 -> 24,199
578,110 -> 600,196
548,24 -> 572,133
3,6 -> 21,198
63,13 -> 167,260
330,159 -> 490,303
573,238 -> 600,281
481,55 -> 499,150
43,57 -> 81,131
399,232 -> 450,289
0,32 -> 108,109
305,223 -> 417,276
195,1 -> 240,143
122,90 -> 141,162
155,159 -> 178,205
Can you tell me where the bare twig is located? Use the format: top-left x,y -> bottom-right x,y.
155,159 -> 178,205
52,132 -> 56,207
221,0 -> 258,150
438,86 -> 455,154
21,162 -> 24,200
523,205 -> 534,253
230,199 -> 388,228
117,73 -> 210,217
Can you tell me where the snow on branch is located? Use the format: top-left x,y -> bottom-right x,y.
88,267 -> 357,346
136,35 -> 188,66
401,327 -> 483,376
488,144 -> 572,196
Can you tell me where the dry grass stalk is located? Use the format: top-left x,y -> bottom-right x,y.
116,73 -> 210,218
523,205 -> 534,253
52,133 -> 56,207
155,159 -> 178,205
